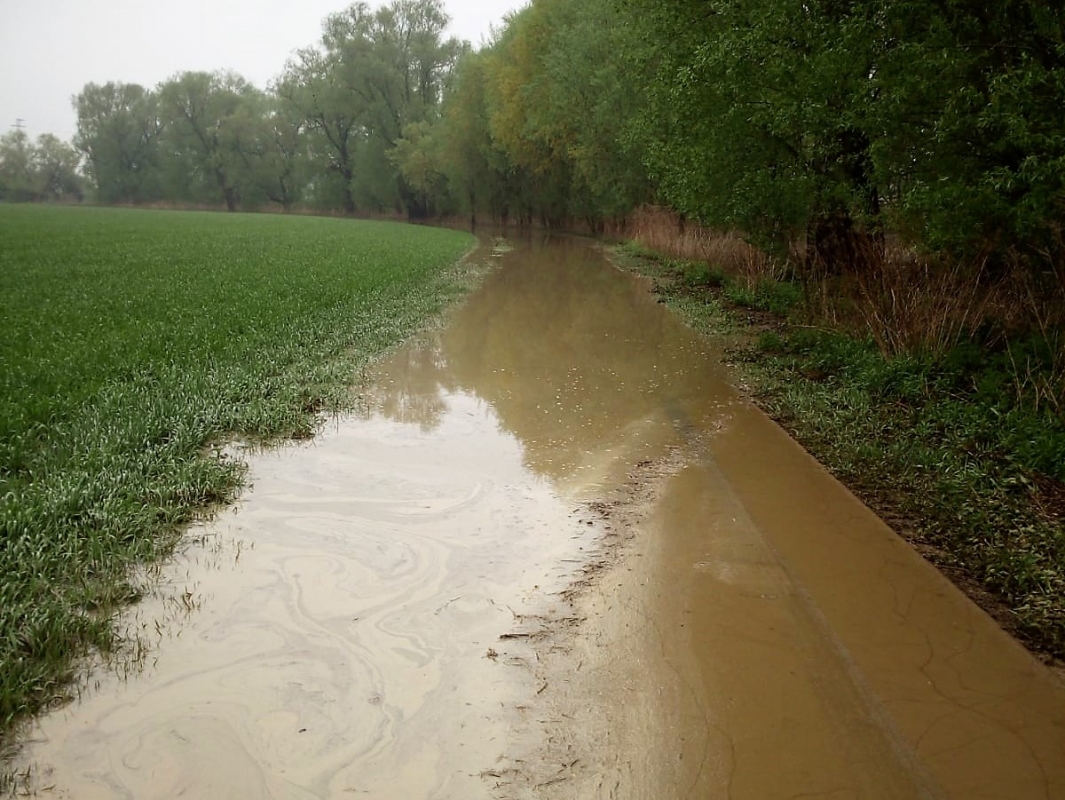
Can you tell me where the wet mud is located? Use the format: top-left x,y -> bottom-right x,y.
13,237 -> 1065,799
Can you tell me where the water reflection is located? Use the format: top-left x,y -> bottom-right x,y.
365,238 -> 735,494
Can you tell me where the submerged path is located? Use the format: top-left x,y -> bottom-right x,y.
15,238 -> 1065,799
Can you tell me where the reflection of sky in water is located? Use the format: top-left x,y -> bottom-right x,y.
364,238 -> 740,495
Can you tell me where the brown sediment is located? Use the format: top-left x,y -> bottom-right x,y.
10,237 -> 1065,799
489,244 -> 1065,800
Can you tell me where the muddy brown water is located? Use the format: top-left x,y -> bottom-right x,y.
13,237 -> 1065,799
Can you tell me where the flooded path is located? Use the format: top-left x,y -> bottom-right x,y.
15,238 -> 1065,799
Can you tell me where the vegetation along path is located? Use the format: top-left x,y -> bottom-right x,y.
612,237 -> 1065,665
0,204 -> 475,749
6,236 -> 1065,799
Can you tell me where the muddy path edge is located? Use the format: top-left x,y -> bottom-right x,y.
0,235 -> 494,793
494,246 -> 1065,799
608,243 -> 1065,669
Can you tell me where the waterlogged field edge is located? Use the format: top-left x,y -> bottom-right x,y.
0,205 -> 477,758
611,242 -> 1065,664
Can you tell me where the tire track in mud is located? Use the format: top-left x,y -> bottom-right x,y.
485,442 -> 694,799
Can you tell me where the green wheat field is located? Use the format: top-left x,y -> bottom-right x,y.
0,204 -> 474,740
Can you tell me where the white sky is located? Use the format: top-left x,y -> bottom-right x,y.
0,0 -> 527,141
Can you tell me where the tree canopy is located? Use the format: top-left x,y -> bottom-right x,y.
21,0 -> 1065,272
0,130 -> 82,202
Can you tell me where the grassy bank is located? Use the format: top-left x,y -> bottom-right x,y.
613,242 -> 1065,662
0,205 -> 475,743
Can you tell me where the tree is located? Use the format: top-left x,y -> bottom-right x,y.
279,0 -> 464,216
616,0 -> 1065,268
427,0 -> 649,229
73,82 -> 163,204
158,71 -> 263,211
618,0 -> 885,265
526,0 -> 652,222
31,134 -> 83,201
278,47 -> 365,213
254,95 -> 310,211
482,2 -> 571,224
391,120 -> 450,217
433,50 -> 511,224
872,1 -> 1065,261
0,130 -> 37,201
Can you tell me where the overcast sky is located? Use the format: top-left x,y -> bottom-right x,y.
0,0 -> 528,142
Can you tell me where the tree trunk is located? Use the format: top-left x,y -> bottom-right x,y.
805,128 -> 884,274
806,207 -> 882,275
217,172 -> 237,212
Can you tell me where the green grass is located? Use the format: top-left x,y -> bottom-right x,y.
612,245 -> 806,338
0,205 -> 475,740
723,279 -> 802,317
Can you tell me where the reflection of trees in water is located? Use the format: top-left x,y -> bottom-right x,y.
363,340 -> 452,431
370,240 -> 729,481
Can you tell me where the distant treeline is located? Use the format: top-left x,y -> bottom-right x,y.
3,0 -> 1064,270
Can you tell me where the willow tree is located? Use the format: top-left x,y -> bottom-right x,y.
532,0 -> 651,222
277,47 -> 365,213
158,71 -> 265,211
73,82 -> 163,204
432,50 -> 514,224
31,135 -> 84,201
279,0 -> 464,216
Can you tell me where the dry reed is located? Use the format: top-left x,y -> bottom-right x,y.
626,205 -> 779,285
851,243 -> 996,358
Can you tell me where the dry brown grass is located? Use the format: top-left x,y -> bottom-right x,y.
623,205 -> 1063,362
850,243 -> 998,357
1002,246 -> 1065,417
626,205 -> 782,285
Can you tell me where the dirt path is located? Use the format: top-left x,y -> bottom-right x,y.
11,238 -> 1065,799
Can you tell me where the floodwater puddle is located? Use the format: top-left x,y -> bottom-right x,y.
13,237 -> 1065,799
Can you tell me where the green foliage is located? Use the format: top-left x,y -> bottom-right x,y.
641,0 -> 896,260
656,256 -> 800,319
30,135 -> 83,201
724,280 -> 803,317
74,82 -> 163,204
675,261 -> 727,290
433,51 -> 512,221
393,0 -> 653,227
0,131 -> 83,202
616,241 -> 662,262
68,1 -> 460,216
612,0 -> 1065,265
874,2 -> 1065,258
757,331 -> 786,354
508,0 -> 651,218
157,71 -> 267,211
0,205 -> 474,739
279,0 -> 463,216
